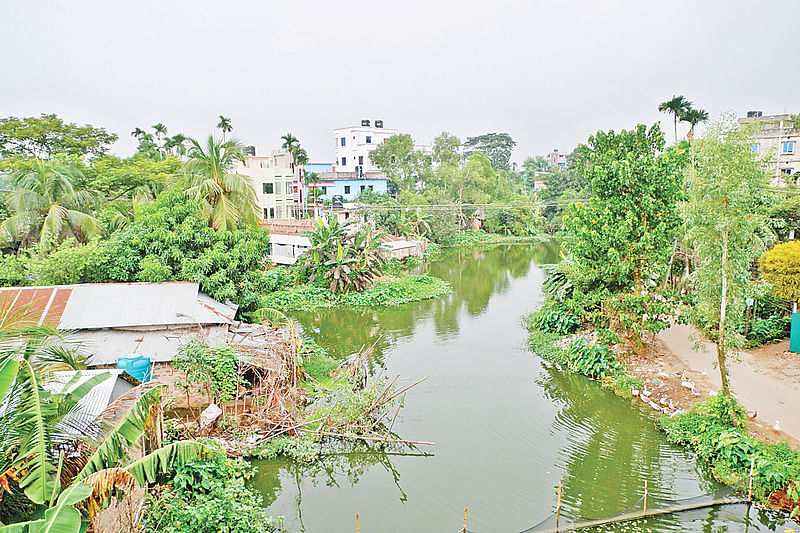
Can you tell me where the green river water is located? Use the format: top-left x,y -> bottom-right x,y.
251,244 -> 790,532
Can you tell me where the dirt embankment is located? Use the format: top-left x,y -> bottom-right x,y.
625,324 -> 800,448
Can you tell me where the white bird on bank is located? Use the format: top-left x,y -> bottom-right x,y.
774,420 -> 781,431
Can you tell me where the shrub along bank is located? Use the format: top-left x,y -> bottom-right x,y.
259,274 -> 451,312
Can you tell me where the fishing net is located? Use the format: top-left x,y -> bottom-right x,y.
520,487 -> 744,533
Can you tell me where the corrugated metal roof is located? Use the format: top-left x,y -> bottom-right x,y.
0,282 -> 237,329
76,325 -> 230,366
42,369 -> 136,432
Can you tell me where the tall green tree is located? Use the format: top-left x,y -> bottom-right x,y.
368,134 -> 431,192
463,132 -> 516,171
658,95 -> 691,144
432,132 -> 461,167
684,114 -> 771,398
0,160 -> 101,249
182,135 -> 257,230
680,107 -> 710,140
566,123 -> 686,293
0,115 -> 117,170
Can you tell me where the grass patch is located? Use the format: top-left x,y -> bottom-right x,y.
262,274 -> 452,312
441,229 -> 545,247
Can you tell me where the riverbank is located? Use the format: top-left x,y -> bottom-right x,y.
527,320 -> 800,516
658,324 -> 800,445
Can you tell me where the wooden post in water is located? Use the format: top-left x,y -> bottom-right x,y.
463,508 -> 467,533
643,480 -> 648,515
356,513 -> 359,533
556,482 -> 562,530
748,457 -> 755,502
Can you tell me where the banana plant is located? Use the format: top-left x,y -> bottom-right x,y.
1,355 -> 217,532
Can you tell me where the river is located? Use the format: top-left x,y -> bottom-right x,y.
251,244 -> 789,532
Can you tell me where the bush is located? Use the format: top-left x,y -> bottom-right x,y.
565,338 -> 622,378
530,301 -> 581,335
744,315 -> 791,347
659,394 -> 800,501
253,435 -> 320,462
143,453 -> 283,533
173,338 -> 242,406
527,328 -> 567,365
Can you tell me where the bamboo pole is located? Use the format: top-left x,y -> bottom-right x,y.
748,457 -> 755,502
355,513 -> 359,533
463,507 -> 467,533
311,431 -> 434,445
556,482 -> 562,530
643,480 -> 648,514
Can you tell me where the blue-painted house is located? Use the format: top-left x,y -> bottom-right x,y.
306,168 -> 389,201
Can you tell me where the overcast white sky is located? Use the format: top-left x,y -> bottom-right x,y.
2,0 -> 798,164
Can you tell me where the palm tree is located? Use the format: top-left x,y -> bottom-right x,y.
130,127 -> 145,141
217,116 -> 233,141
182,135 -> 258,231
281,133 -> 299,154
152,123 -> 168,141
658,95 -> 691,144
0,160 -> 101,249
680,107 -> 710,140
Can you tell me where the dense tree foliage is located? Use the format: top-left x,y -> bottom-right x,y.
463,132 -> 516,171
0,114 -> 117,167
565,123 -> 686,293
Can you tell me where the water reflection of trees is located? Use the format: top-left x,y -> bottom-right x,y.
292,243 -> 560,363
535,361 -> 717,527
251,443 -> 432,531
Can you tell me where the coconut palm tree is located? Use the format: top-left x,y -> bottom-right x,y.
680,107 -> 710,140
658,95 -> 692,144
0,160 -> 101,249
130,127 -> 146,141
217,116 -> 233,141
182,135 -> 258,230
281,133 -> 299,155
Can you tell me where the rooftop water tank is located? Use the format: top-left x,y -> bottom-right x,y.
361,119 -> 371,126
375,120 -> 384,128
245,145 -> 256,156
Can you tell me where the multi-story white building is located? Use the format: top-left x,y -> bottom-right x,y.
333,119 -> 397,174
739,111 -> 800,185
230,149 -> 298,220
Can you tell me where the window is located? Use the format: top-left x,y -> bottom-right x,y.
341,157 -> 346,166
263,182 -> 274,194
263,208 -> 269,219
751,143 -> 759,154
269,207 -> 275,218
360,185 -> 366,192
275,182 -> 282,195
781,168 -> 793,175
341,137 -> 346,147
321,186 -> 327,195
366,136 -> 372,144
344,185 -> 351,194
369,185 -> 374,191
358,155 -> 364,165
783,141 -> 796,154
